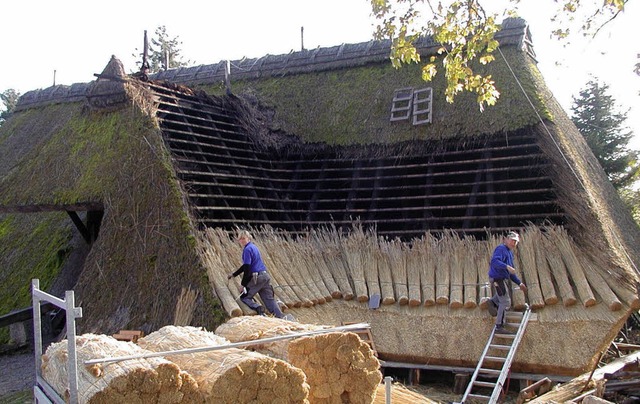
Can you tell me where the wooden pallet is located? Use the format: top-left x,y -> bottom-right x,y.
112,330 -> 144,343
342,322 -> 377,357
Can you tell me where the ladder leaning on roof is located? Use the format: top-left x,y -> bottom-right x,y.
459,307 -> 532,404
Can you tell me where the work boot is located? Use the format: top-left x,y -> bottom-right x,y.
494,325 -> 515,335
256,306 -> 266,316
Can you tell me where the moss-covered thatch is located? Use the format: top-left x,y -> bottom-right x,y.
0,83 -> 224,336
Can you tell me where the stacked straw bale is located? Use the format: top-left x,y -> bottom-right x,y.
216,316 -> 382,404
417,236 -> 437,306
41,333 -> 201,403
435,235 -> 451,305
462,238 -> 478,309
138,325 -> 309,403
405,242 -> 423,306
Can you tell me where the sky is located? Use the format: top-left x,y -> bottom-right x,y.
1,0 -> 638,146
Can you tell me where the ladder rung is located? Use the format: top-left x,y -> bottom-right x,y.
489,344 -> 511,350
479,368 -> 502,376
494,332 -> 516,338
506,311 -> 524,318
484,356 -> 506,362
468,393 -> 491,401
473,381 -> 497,388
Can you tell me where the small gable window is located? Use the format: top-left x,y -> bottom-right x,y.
390,87 -> 433,125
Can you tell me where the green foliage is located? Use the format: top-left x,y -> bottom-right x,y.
133,25 -> 192,73
619,187 -> 640,227
0,88 -> 20,126
370,0 -> 627,109
571,79 -> 639,189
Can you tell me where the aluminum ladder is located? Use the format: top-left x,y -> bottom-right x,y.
460,307 -> 532,403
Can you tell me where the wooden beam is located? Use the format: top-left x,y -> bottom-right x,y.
0,202 -> 103,214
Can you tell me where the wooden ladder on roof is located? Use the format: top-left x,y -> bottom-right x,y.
459,307 -> 532,403
342,321 -> 378,357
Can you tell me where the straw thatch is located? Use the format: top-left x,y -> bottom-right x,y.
41,334 -> 201,403
138,325 -> 309,403
215,316 -> 381,404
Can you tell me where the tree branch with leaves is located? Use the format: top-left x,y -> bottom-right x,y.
370,0 -> 629,110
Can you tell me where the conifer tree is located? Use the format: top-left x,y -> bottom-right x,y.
0,89 -> 20,127
571,79 -> 639,189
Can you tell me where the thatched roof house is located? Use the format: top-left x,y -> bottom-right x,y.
2,17 -> 639,378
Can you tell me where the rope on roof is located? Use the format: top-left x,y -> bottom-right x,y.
496,46 -> 639,275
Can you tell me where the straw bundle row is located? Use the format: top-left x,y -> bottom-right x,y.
216,316 -> 381,404
138,325 -> 310,403
41,334 -> 201,403
173,286 -> 200,326
198,224 -> 631,317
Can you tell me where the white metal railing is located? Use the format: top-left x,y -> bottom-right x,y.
32,279 -> 83,403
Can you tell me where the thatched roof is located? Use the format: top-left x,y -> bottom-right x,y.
1,17 -> 639,378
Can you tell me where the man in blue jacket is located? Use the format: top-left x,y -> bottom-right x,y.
488,231 -> 527,334
228,231 -> 284,318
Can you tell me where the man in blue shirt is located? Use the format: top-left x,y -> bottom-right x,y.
228,231 -> 284,318
488,231 -> 527,334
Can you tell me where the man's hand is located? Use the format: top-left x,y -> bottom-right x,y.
507,265 -> 516,275
227,273 -> 233,280
519,283 -> 528,293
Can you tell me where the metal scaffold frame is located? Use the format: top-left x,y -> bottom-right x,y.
32,278 -> 83,404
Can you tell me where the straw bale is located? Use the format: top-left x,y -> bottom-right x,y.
373,382 -> 438,403
198,232 -> 242,317
529,228 -> 559,305
363,237 -> 383,303
286,241 -> 328,304
542,234 -> 578,306
462,239 -> 478,309
476,240 -> 492,308
441,235 -> 463,309
248,234 -> 294,311
418,236 -> 436,306
550,227 -> 597,307
406,244 -> 422,307
289,332 -> 381,404
343,230 -> 370,303
434,236 -> 451,305
322,246 -> 355,300
263,237 -> 314,307
386,239 -> 409,305
216,316 -> 381,404
41,333 -> 201,404
308,233 -> 342,299
174,286 -> 200,326
579,255 -> 623,311
517,234 -> 545,309
375,240 -> 396,305
138,325 -> 309,403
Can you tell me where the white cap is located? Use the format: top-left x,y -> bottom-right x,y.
506,231 -> 520,242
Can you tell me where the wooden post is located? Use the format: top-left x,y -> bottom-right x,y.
454,373 -> 471,394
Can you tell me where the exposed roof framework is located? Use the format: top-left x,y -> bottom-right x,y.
153,83 -> 565,239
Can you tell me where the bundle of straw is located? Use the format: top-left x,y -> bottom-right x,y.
375,240 -> 396,305
342,230 -> 370,303
406,242 -> 423,307
216,316 -> 381,404
541,234 -> 577,306
41,333 -> 201,403
529,228 -> 559,305
462,239 -> 478,309
386,239 -> 409,305
549,227 -> 596,307
174,286 -> 200,326
138,325 -> 309,403
418,235 -> 437,306
517,232 -> 545,309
